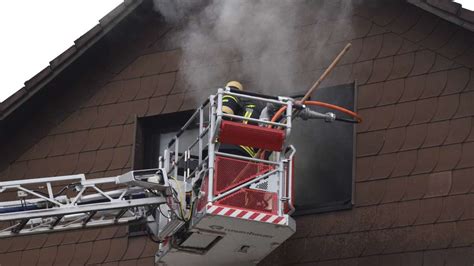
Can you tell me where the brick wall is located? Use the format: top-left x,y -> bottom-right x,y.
0,0 -> 473,265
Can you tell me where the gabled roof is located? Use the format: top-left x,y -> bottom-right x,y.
0,0 -> 143,121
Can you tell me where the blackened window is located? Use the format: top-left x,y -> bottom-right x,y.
133,110 -> 197,170
290,83 -> 356,215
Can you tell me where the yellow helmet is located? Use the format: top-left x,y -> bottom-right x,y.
226,81 -> 243,91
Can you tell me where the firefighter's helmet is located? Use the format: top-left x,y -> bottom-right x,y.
226,81 -> 243,91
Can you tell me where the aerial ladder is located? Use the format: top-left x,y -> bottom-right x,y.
0,44 -> 359,265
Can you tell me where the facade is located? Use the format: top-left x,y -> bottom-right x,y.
0,0 -> 473,265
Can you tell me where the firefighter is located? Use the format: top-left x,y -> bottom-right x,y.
220,81 -> 266,158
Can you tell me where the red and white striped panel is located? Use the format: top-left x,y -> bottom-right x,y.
207,205 -> 287,225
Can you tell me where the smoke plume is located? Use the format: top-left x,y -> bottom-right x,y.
153,0 -> 355,95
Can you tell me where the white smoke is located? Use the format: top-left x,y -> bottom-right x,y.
154,0 -> 355,95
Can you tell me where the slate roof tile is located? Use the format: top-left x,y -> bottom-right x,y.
146,96 -> 166,116
437,30 -> 472,59
422,71 -> 448,98
435,144 -> 462,171
75,151 -> 96,174
356,131 -> 385,156
328,210 -> 353,234
450,168 -> 474,195
355,180 -> 386,206
351,206 -> 376,232
443,68 -> 470,95
364,229 -> 390,255
398,38 -> 421,54
413,147 -> 440,174
383,227 -> 411,253
462,194 -> 474,219
8,235 -> 31,252
93,105 -> 116,128
403,174 -> 429,200
422,20 -> 457,50
389,52 -> 415,79
457,142 -> 474,168
359,35 -> 384,61
455,45 -> 474,69
381,127 -> 406,153
395,200 -> 420,227
411,50 -> 436,76
37,246 -> 57,266
101,126 -> 124,149
55,153 -> 79,176
379,79 -> 404,105
351,60 -> 373,85
358,83 -> 383,109
388,5 -> 421,34
137,75 -> 159,100
82,128 -> 107,152
356,156 -> 375,182
429,222 -> 456,249
404,224 -> 433,252
431,54 -> 458,72
101,81 -> 124,106
110,102 -> 135,126
87,239 -> 111,264
162,93 -> 185,114
70,242 -> 93,266
136,257 -> 155,265
425,171 -> 452,198
402,12 -> 438,42
309,212 -> 336,237
105,237 -> 128,262
454,91 -> 474,118
78,228 -> 101,243
284,238 -> 308,263
117,124 -> 134,147
433,94 -> 459,121
53,244 -> 75,266
91,149 -> 114,172
422,249 -> 447,266
48,134 -> 69,157
445,117 -> 471,144
402,124 -> 428,150
109,146 -> 131,170
372,202 -> 398,229
452,220 -> 474,247
379,33 -> 403,58
122,237 -> 147,260
369,57 -> 394,83
25,234 -> 47,250
0,251 -> 22,266
439,194 -> 467,222
412,97 -> 438,124
160,49 -> 181,73
423,120 -> 450,147
371,153 -> 397,179
446,246 -> 474,266
382,176 -> 407,203
62,231 -> 83,245
66,131 -> 89,154
392,150 -> 418,177
43,233 -> 65,248
400,75 -> 425,102
140,238 -> 159,258
119,78 -> 141,102
369,105 -> 395,131
415,197 -> 443,224
153,72 -> 177,97
7,161 -> 28,180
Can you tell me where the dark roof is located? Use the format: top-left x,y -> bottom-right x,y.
0,0 -> 143,121
408,0 -> 474,32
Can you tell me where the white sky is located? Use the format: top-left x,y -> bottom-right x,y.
0,0 -> 473,103
0,0 -> 122,102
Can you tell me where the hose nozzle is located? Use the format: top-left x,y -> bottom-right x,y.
299,108 -> 336,122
